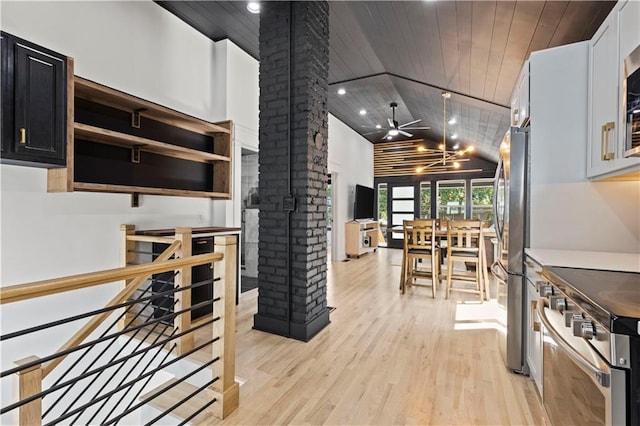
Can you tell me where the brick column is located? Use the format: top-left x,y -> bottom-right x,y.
254,1 -> 330,341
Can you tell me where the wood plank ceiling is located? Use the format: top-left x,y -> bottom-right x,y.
156,1 -> 615,162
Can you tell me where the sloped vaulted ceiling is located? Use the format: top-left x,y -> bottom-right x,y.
157,0 -> 616,162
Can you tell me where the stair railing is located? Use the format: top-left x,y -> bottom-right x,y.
0,228 -> 239,425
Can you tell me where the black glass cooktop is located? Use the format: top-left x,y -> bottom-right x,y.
544,266 -> 640,336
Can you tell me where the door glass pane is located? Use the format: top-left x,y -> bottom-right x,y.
392,200 -> 413,212
471,178 -> 494,223
437,180 -> 466,220
420,182 -> 431,218
392,213 -> 414,225
392,186 -> 414,198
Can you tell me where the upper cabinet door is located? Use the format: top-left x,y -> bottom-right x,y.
1,32 -> 67,167
587,1 -> 640,180
587,13 -> 619,178
510,61 -> 529,128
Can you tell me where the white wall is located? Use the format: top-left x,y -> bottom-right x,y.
328,114 -> 375,261
530,181 -> 640,252
0,0 -> 223,411
225,40 -> 259,227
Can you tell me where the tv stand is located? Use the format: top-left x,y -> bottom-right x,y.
345,220 -> 379,258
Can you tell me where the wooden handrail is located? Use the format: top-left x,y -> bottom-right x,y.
6,227 -> 239,424
0,248 -> 222,305
42,241 -> 182,378
125,235 -> 175,244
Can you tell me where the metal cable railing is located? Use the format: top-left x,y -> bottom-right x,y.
0,229 -> 239,425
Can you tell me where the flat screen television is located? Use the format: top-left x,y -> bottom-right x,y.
354,184 -> 375,220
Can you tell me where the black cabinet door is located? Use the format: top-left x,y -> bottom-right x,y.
1,32 -> 66,167
152,237 -> 215,322
191,237 -> 214,320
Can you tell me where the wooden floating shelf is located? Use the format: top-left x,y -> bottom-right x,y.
74,77 -> 230,136
74,123 -> 231,164
48,74 -> 233,200
74,182 -> 230,199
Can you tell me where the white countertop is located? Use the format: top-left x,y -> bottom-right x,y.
525,248 -> 640,273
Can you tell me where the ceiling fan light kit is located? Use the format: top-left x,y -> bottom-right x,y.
362,102 -> 431,139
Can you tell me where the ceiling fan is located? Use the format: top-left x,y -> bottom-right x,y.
364,102 -> 430,140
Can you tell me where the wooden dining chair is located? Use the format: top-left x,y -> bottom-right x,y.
400,219 -> 440,297
445,219 -> 485,302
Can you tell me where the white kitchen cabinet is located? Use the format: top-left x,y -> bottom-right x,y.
511,61 -> 530,127
587,1 -> 640,179
524,255 -> 543,397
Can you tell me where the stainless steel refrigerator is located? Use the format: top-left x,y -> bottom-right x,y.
492,127 -> 529,373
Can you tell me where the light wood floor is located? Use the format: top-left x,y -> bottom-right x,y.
192,248 -> 547,425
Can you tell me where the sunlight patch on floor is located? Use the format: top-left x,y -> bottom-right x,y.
453,299 -> 506,333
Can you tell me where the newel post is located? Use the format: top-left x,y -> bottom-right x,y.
210,235 -> 239,418
14,356 -> 42,426
119,224 -> 136,331
174,227 -> 193,354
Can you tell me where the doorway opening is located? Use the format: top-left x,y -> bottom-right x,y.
241,148 -> 259,293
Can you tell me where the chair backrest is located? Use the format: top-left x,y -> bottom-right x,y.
447,219 -> 483,253
403,219 -> 438,251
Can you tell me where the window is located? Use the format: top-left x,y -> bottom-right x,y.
437,180 -> 466,220
471,179 -> 494,224
420,182 -> 431,218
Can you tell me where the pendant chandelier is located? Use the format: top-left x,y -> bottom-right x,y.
415,92 -> 474,174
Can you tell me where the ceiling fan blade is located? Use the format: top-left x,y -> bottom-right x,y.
398,130 -> 413,137
362,129 -> 384,136
388,118 -> 395,128
380,132 -> 391,141
401,126 -> 431,130
398,119 -> 421,128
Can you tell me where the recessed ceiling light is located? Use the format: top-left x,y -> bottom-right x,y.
359,109 -> 367,115
375,124 -> 382,129
453,143 -> 460,149
448,117 -> 456,125
634,109 -> 640,114
389,129 -> 399,136
451,133 -> 458,139
337,88 -> 346,95
247,2 -> 260,14
467,145 -> 475,152
386,135 -> 393,140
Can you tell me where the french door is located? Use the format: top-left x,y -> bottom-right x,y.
386,184 -> 416,249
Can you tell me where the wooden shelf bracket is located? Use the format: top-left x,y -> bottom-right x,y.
131,145 -> 141,163
131,108 -> 145,128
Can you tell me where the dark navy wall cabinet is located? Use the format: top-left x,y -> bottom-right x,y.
1,31 -> 67,167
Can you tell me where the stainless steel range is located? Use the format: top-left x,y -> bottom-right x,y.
537,267 -> 639,425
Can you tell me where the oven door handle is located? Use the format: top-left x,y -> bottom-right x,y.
537,298 -> 611,388
491,261 -> 508,284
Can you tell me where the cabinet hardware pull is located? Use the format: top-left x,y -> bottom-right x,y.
196,240 -> 208,245
601,121 -> 615,161
530,300 -> 540,332
19,128 -> 26,144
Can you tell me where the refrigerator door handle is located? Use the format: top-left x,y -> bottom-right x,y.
492,157 -> 503,243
